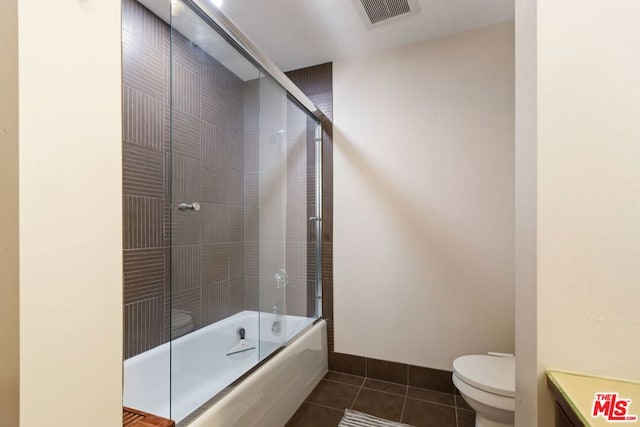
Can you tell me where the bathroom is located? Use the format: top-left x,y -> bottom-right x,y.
2,1 -> 640,427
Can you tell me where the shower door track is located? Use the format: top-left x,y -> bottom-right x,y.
183,0 -> 330,126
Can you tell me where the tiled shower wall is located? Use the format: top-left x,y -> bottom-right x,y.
242,80 -> 318,318
123,0 -> 320,359
123,0 -> 246,358
286,63 -> 334,345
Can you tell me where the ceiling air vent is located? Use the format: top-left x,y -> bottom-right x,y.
355,0 -> 420,29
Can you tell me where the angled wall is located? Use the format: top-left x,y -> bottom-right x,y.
17,0 -> 123,425
0,0 -> 19,424
333,23 -> 515,370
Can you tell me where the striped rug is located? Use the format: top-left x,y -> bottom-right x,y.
338,409 -> 415,427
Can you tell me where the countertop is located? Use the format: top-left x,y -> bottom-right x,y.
547,370 -> 640,426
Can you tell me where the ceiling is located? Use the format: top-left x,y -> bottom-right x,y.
218,0 -> 514,72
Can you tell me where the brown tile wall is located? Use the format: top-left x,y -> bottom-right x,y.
123,0 -> 246,358
286,63 -> 335,341
123,0 -> 325,359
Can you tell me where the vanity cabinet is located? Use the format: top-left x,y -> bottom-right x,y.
548,376 -> 586,427
553,400 -> 584,427
547,370 -> 640,427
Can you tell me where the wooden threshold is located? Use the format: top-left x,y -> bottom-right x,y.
123,407 -> 175,427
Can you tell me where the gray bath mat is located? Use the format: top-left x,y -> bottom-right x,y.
338,409 -> 415,427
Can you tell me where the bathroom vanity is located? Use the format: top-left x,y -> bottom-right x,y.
547,370 -> 640,427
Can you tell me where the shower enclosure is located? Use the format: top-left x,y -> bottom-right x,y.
122,0 -> 325,422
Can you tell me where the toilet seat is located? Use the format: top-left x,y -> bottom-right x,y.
453,355 -> 515,398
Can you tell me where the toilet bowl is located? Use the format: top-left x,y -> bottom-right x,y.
452,354 -> 515,427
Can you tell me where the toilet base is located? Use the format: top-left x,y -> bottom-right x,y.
475,413 -> 514,427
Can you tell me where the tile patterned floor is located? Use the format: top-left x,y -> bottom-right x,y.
286,371 -> 475,427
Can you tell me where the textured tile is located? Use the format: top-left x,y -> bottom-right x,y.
201,54 -> 229,93
172,60 -> 200,118
367,358 -> 408,385
170,31 -> 201,76
408,365 -> 454,394
124,196 -> 164,249
229,168 -> 244,206
352,388 -> 404,422
170,288 -> 201,338
305,380 -> 359,411
328,352 -> 366,377
286,402 -> 342,427
229,278 -> 244,313
321,265 -> 333,318
227,73 -> 244,102
401,398 -> 456,427
229,242 -> 244,279
285,280 -> 304,316
363,379 -> 407,396
201,244 -> 229,284
200,164 -> 229,204
244,276 -> 259,311
123,142 -> 165,198
122,0 -> 167,51
202,280 -> 230,325
323,371 -> 365,387
407,387 -> 455,407
169,109 -> 200,157
171,207 -> 200,246
326,320 -> 334,353
228,207 -> 244,242
201,81 -> 228,128
124,297 -> 165,359
122,30 -> 166,101
201,122 -> 228,168
123,86 -> 165,150
229,97 -> 243,137
201,204 -> 228,243
124,249 -> 165,304
229,133 -> 243,170
244,207 -> 258,242
244,242 -> 258,276
170,245 -> 200,292
244,172 -> 258,208
172,154 -> 199,202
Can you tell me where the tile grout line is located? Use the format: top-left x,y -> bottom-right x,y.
349,379 -> 365,411
303,400 -> 345,413
360,385 -> 410,398
399,383 -> 408,424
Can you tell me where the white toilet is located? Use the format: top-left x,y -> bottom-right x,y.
452,354 -> 515,427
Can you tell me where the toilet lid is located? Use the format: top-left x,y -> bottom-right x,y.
453,355 -> 515,397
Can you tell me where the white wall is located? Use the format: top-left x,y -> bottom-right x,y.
516,1 -> 640,425
334,23 -> 515,370
514,0 -> 538,424
17,1 -> 123,426
0,0 -> 20,424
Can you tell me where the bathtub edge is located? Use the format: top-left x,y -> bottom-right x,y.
185,319 -> 328,427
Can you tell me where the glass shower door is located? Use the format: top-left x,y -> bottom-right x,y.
168,1 -> 263,421
167,0 -> 323,422
255,79 -> 323,362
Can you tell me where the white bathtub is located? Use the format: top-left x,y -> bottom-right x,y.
124,310 -> 327,424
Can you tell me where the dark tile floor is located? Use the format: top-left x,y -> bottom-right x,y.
286,371 -> 475,427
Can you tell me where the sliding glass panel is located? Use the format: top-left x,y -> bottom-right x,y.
256,74 -> 288,360
284,100 -> 322,323
169,1 -> 261,422
123,0 -> 323,423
